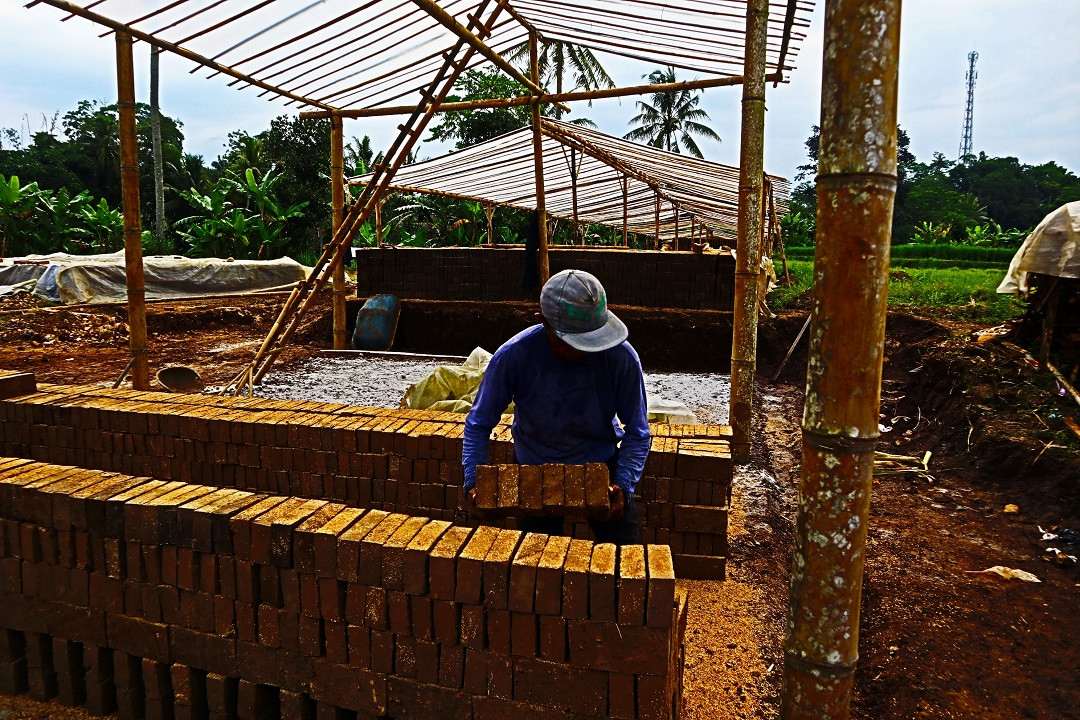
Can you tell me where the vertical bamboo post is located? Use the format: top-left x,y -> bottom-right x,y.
330,114 -> 348,350
673,202 -> 680,251
654,191 -> 661,250
571,146 -> 580,244
485,203 -> 496,246
621,176 -> 629,247
375,197 -> 384,245
728,0 -> 768,463
529,30 -> 549,283
115,32 -> 149,391
780,0 -> 901,717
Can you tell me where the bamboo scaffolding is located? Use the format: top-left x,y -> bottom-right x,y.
330,114 -> 347,350
729,0 -> 768,463
781,0 -> 902,716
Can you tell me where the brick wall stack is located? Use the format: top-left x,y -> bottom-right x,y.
0,378 -> 732,579
354,247 -> 737,310
0,458 -> 688,719
474,463 -> 611,517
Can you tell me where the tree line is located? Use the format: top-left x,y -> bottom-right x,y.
782,126 -> 1080,248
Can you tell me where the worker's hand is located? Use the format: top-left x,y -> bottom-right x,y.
606,484 -> 625,521
465,487 -> 489,521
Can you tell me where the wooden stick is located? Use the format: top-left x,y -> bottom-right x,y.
1002,342 -> 1080,409
112,355 -> 139,389
772,313 -> 811,382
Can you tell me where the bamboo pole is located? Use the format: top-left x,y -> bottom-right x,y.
570,146 -> 580,244
621,176 -> 629,247
654,192 -> 661,250
673,202 -> 680,251
769,181 -> 791,284
484,203 -> 496,246
529,29 -> 550,283
115,32 -> 149,392
728,0 -> 768,463
330,114 -> 347,350
375,198 -> 384,245
299,74 -> 779,119
780,0 -> 901,717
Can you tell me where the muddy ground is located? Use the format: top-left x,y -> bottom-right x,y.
0,292 -> 1077,720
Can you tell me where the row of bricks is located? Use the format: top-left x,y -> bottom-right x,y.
474,463 -> 611,516
1,629 -> 684,720
1,383 -> 732,480
5,441 -> 729,511
0,455 -> 725,561
0,459 -> 677,623
1,591 -> 687,719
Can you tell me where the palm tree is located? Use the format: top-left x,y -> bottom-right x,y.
511,41 -> 615,119
624,67 -> 720,158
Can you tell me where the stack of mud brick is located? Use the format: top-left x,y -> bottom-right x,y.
0,373 -> 732,578
0,457 -> 688,719
354,247 -> 737,310
474,463 -> 611,517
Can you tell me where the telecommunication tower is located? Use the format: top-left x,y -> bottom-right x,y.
959,50 -> 978,159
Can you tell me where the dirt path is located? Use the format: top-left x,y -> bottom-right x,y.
0,295 -> 1077,719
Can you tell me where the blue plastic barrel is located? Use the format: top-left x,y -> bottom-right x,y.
352,294 -> 401,350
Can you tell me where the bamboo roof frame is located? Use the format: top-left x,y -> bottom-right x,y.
26,0 -> 815,114
348,118 -> 789,242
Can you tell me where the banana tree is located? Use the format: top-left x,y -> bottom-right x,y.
0,175 -> 43,256
79,197 -> 123,253
35,187 -> 92,254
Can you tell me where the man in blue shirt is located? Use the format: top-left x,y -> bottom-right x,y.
462,269 -> 651,544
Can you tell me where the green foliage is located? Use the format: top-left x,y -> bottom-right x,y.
508,40 -> 615,119
780,210 -> 815,247
426,68 -> 534,149
0,175 -> 43,256
624,67 -> 720,158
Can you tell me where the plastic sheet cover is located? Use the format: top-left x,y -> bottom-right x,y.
0,252 -> 310,304
998,201 -> 1080,295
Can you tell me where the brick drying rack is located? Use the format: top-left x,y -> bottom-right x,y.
0,370 -> 733,719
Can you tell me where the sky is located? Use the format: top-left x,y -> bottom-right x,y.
2,0 -> 1078,185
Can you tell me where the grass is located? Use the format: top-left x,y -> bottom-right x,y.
770,259 -> 1024,323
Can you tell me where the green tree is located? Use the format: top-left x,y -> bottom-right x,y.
426,68 -> 534,148
624,67 -> 720,158
509,40 -> 615,119
264,115 -> 331,247
0,175 -> 43,256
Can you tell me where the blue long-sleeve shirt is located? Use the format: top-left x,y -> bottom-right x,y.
462,325 -> 651,498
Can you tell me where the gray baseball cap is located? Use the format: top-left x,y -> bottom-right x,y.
540,269 -> 628,352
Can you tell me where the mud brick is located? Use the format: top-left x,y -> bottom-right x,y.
370,629 -> 394,674
609,672 -> 636,720
404,594 -> 430,639
507,533 -> 547,613
567,621 -> 670,676
48,602 -> 107,647
256,604 -> 280,648
393,635 -> 417,678
563,464 -> 586,511
533,536 -> 568,615
462,649 -> 487,695
584,463 -> 611,514
236,642 -> 306,691
218,556 -> 237,600
258,564 -> 283,609
589,543 -> 618,621
318,578 -> 345,621
460,604 -> 485,650
494,464 -> 519,509
401,520 -> 451,596
432,601 -> 459,645
381,516 -> 430,589
487,653 -> 513,700
455,525 -> 500,604
237,679 -> 278,720
637,674 -> 669,720
324,620 -> 348,664
672,505 -> 727,535
510,611 -> 537,657
309,659 -> 386,716
141,658 -> 172,700
486,609 -> 510,655
170,663 -> 206,709
538,615 -> 566,662
251,497 -> 321,566
428,526 -> 472,601
673,551 -> 725,580
28,665 -> 58,700
111,649 -> 141,691
561,539 -> 593,619
483,529 -> 523,609
161,545 -> 178,586
515,465 -> 542,513
310,508 -> 365,578
345,624 -> 369,668
107,614 -> 170,663
618,545 -> 647,625
177,547 -> 198,590
235,601 -> 257,643
204,673 -> 236,716
212,595 -> 235,639
197,493 -> 262,555
343,583 -> 366,626
0,371 -> 36,399
291,504 -> 348,574
200,553 -> 220,594
473,466 -> 497,510
280,689 -> 314,720
387,591 -> 411,635
646,545 -> 676,628
234,560 -> 261,605
229,496 -> 290,561
89,572 -> 123,613
512,657 -> 608,716
386,677 -> 470,720
337,510 -> 390,583
364,586 -> 388,630
295,614 -> 322,658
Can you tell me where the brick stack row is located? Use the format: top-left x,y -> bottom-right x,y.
0,376 -> 731,578
355,247 -> 737,310
0,457 -> 687,719
474,463 -> 610,517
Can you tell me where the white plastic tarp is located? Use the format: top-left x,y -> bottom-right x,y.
0,252 -> 310,304
998,201 -> 1080,295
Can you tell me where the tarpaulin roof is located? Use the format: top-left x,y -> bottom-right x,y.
349,118 -> 789,240
998,201 -> 1080,295
28,0 -> 815,112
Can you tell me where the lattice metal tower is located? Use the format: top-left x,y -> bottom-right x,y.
959,50 -> 978,158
